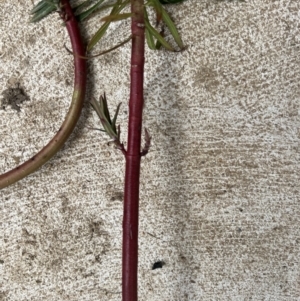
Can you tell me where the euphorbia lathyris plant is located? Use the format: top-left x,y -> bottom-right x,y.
1,0 -> 185,299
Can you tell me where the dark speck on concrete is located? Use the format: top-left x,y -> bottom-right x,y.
1,83 -> 29,111
152,261 -> 165,270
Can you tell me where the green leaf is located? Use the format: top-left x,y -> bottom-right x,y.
30,0 -> 58,23
73,0 -> 91,13
161,6 -> 184,49
155,36 -> 163,49
87,22 -> 110,51
101,13 -> 131,22
144,11 -> 175,51
90,94 -> 121,140
87,0 -> 130,51
112,103 -> 121,132
30,0 -> 57,14
147,0 -> 184,50
91,97 -> 115,139
145,27 -> 157,50
75,0 -> 105,22
30,0 -> 48,14
101,92 -> 111,124
144,9 -> 156,50
148,0 -> 163,23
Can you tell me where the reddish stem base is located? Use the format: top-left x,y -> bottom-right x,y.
122,0 -> 145,300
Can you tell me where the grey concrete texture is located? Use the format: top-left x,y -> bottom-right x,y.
1,0 -> 300,300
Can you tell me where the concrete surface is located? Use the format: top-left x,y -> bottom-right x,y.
1,0 -> 300,300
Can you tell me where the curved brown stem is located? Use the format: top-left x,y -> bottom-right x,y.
0,0 -> 87,189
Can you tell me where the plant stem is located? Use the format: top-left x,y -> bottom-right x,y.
122,0 -> 145,300
0,0 -> 86,189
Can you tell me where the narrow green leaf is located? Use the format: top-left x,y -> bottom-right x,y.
30,0 -> 48,14
30,3 -> 57,23
87,22 -> 111,51
101,94 -> 112,124
73,0 -> 91,13
148,0 -> 163,23
155,37 -> 163,49
112,103 -> 122,131
90,97 -> 118,139
161,6 -> 184,49
87,0 -> 129,51
30,0 -> 57,14
101,13 -> 131,22
91,128 -> 106,132
90,98 -> 103,121
75,0 -> 105,22
146,27 -> 157,50
144,16 -> 174,51
144,9 -> 157,50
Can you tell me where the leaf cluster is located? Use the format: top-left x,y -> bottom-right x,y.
90,94 -> 124,149
30,0 -> 186,51
30,0 -> 59,23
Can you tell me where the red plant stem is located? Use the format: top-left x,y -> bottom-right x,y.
122,0 -> 145,300
0,0 -> 86,189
